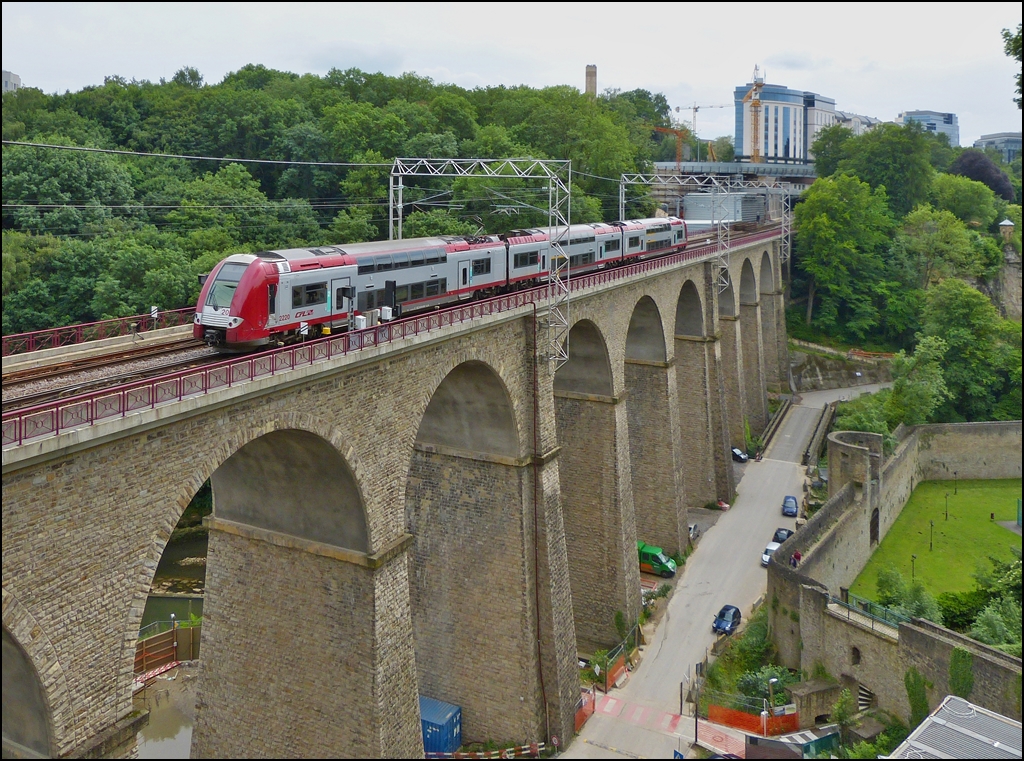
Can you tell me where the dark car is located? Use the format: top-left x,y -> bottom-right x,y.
773,527 -> 795,544
782,495 -> 798,517
713,605 -> 742,635
731,447 -> 749,463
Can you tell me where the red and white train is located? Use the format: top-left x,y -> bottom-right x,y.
194,216 -> 688,351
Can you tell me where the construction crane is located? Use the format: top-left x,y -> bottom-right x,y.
741,65 -> 765,163
649,124 -> 693,171
684,103 -> 730,161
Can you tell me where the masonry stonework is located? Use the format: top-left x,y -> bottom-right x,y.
626,362 -> 686,554
2,237 -> 781,756
767,421 -> 1023,724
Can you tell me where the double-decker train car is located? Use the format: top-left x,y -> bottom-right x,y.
194,216 -> 688,351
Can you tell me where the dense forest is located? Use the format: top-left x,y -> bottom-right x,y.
2,64 -> 700,333
796,122 -> 1022,428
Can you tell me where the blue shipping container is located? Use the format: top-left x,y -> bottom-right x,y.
419,695 -> 462,754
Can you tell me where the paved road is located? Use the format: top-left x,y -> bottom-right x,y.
561,383 -> 888,758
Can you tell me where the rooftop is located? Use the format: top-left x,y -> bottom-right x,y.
888,695 -> 1022,759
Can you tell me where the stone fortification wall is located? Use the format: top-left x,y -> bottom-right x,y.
767,421 -> 1023,722
789,345 -> 892,392
915,422 -> 1023,481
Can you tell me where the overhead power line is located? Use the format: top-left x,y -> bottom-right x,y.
1,140 -> 392,167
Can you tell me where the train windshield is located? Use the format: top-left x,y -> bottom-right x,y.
205,262 -> 249,309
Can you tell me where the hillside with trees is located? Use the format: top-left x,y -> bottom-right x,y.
799,119 -> 1022,429
2,65 -> 714,334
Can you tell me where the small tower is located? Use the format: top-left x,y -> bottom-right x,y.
585,65 -> 597,97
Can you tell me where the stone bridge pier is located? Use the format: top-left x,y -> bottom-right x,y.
1,235 -> 785,758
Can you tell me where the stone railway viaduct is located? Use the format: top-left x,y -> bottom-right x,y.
2,233 -> 786,758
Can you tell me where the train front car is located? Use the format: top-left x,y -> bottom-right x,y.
193,254 -> 273,351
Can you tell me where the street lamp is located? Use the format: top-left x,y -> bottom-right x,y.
954,471 -> 958,495
768,677 -> 779,709
945,493 -> 949,521
930,520 -> 934,552
911,555 -> 917,581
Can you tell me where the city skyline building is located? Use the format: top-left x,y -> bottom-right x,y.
896,109 -> 960,146
734,81 -> 839,164
2,69 -> 20,93
973,132 -> 1022,163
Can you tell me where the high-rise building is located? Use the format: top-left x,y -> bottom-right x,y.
896,110 -> 959,146
973,132 -> 1022,163
2,70 -> 21,94
734,82 -> 838,164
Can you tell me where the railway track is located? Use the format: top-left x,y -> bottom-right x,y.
2,347 -> 221,412
2,337 -> 206,386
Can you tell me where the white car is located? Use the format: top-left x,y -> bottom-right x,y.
761,541 -> 781,567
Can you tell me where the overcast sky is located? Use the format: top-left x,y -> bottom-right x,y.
3,2 -> 1021,146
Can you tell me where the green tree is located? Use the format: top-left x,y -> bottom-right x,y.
327,207 -> 379,243
402,209 -> 477,237
1004,23 -> 1022,108
929,174 -> 998,228
811,124 -> 853,177
922,279 -> 1005,421
884,336 -> 950,426
895,206 -> 982,285
837,123 -> 934,216
712,136 -> 735,163
829,688 -> 857,744
793,174 -> 893,339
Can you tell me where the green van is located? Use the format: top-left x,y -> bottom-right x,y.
638,541 -> 677,578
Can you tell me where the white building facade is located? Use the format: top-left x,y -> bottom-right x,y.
2,70 -> 21,93
896,110 -> 959,146
734,82 -> 838,164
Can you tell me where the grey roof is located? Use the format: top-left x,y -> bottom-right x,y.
887,696 -> 1022,759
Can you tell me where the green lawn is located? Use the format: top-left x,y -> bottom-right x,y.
850,479 -> 1022,599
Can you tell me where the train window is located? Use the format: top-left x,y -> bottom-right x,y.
628,236 -> 641,248
569,252 -> 596,268
357,261 -> 375,275
439,278 -> 447,292
605,239 -> 621,253
393,253 -> 410,268
396,285 -> 409,302
648,239 -> 670,252
375,255 -> 393,271
425,281 -> 440,297
472,258 -> 491,276
292,282 -> 328,308
569,235 -> 596,245
675,231 -> 684,241
409,251 -> 426,267
205,262 -> 248,309
514,250 -> 539,269
268,284 -> 277,315
425,250 -> 446,265
410,282 -> 425,300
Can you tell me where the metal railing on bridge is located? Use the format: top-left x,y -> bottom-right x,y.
2,228 -> 780,449
828,593 -> 909,632
2,307 -> 195,357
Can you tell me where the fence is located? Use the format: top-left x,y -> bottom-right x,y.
134,620 -> 201,675
707,704 -> 799,737
2,228 -> 781,449
830,593 -> 907,631
2,307 -> 195,356
574,686 -> 596,732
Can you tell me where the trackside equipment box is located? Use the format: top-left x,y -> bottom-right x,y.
419,695 -> 462,754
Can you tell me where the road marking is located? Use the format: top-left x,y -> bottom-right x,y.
581,738 -> 645,758
597,695 -> 625,717
655,712 -> 682,732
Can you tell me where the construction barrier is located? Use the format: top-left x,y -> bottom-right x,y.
575,687 -> 596,732
708,704 -> 799,736
425,742 -> 545,759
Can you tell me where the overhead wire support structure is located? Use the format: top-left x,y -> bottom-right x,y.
389,158 -> 572,370
618,173 -> 790,293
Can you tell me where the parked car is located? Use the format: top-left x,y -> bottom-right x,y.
731,447 -> 749,463
782,495 -> 799,517
761,542 -> 781,567
638,541 -> 676,578
712,605 -> 742,635
772,527 -> 795,544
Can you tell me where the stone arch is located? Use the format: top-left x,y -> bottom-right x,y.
416,361 -> 519,458
625,296 -> 667,363
675,280 -> 705,337
554,320 -> 614,396
740,258 -> 757,305
2,592 -> 64,759
211,429 -> 368,552
405,360 -> 540,743
759,250 -> 774,294
719,270 -> 736,317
